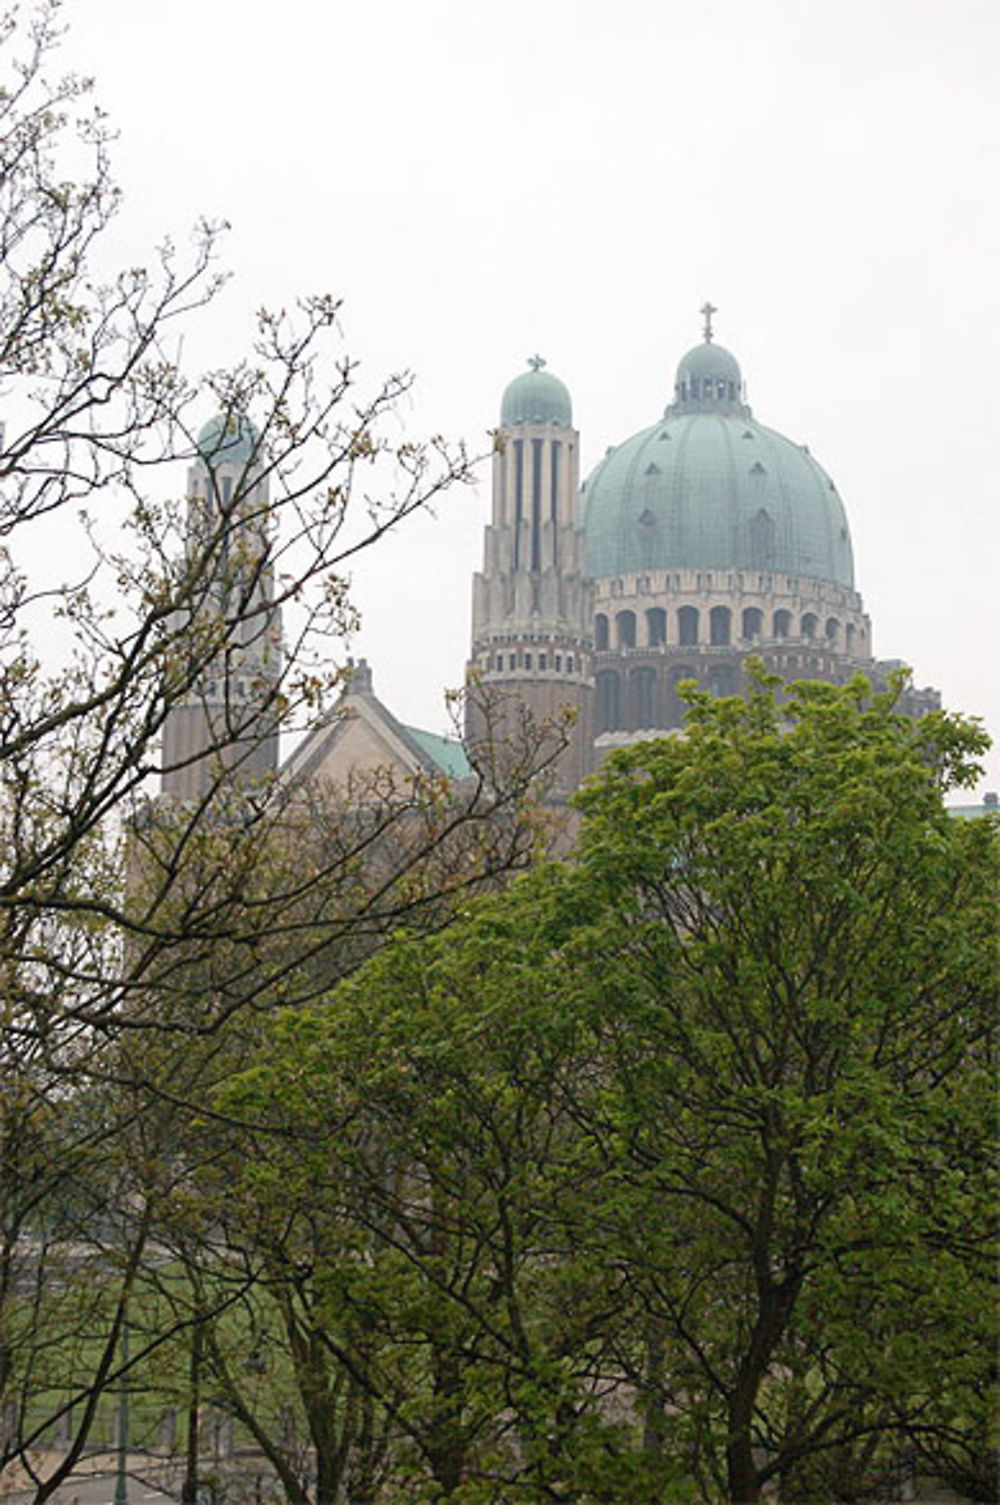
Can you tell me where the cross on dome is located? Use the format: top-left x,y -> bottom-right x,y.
700,302 -> 717,343
527,353 -> 547,371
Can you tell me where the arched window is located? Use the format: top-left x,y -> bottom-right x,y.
666,665 -> 696,728
678,606 -> 699,645
596,671 -> 620,732
616,610 -> 636,649
825,617 -> 840,645
710,606 -> 732,646
707,664 -> 737,698
742,607 -> 763,641
646,607 -> 667,647
632,667 -> 656,728
845,623 -> 856,655
773,609 -> 791,639
802,613 -> 818,640
595,613 -> 609,650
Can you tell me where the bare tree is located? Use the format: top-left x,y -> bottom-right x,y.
0,10 -> 562,1494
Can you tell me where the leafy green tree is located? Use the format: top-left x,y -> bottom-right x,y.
218,671 -> 997,1503
565,670 -> 997,1502
210,876 -> 625,1502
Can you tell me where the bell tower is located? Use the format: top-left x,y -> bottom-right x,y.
161,413 -> 282,801
467,358 -> 594,790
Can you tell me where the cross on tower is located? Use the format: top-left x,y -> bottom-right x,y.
527,353 -> 547,371
700,302 -> 717,343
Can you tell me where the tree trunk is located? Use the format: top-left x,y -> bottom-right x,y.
725,1402 -> 760,1505
641,1317 -> 668,1456
181,1318 -> 202,1505
427,1342 -> 465,1495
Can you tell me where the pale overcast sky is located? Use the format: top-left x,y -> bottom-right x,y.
59,0 -> 999,792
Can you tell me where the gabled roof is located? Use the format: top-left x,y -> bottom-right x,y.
280,660 -> 470,789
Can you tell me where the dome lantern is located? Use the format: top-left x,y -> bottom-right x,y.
667,304 -> 747,415
670,341 -> 746,414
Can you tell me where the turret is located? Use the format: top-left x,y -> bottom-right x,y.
161,413 -> 282,801
467,357 -> 594,790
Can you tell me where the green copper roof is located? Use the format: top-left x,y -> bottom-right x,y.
500,360 -> 572,428
405,725 -> 471,779
196,412 -> 261,468
582,409 -> 854,587
670,341 -> 745,414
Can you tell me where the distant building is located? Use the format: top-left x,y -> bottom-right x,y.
949,791 -> 999,820
163,312 -> 941,798
469,309 -> 939,786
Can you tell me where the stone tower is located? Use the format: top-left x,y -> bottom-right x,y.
161,413 -> 282,801
467,358 -> 594,790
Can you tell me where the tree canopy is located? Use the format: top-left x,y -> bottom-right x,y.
0,9 -> 995,1501
214,671 -> 997,1501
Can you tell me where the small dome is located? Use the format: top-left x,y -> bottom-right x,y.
671,342 -> 745,415
196,412 -> 261,468
500,360 -> 572,428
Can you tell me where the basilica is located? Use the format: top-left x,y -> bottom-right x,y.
162,310 -> 940,800
465,307 -> 938,790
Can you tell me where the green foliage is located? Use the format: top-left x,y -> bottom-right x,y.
210,674 -> 996,1500
567,671 -> 996,1500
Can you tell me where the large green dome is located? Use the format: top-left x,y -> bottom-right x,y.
581,343 -> 854,588
501,360 -> 572,427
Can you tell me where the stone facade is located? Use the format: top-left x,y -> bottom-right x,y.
592,565 -> 873,744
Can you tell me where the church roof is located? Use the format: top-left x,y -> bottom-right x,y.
280,661 -> 470,787
405,725 -> 472,779
581,333 -> 855,588
500,358 -> 573,428
670,340 -> 745,415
